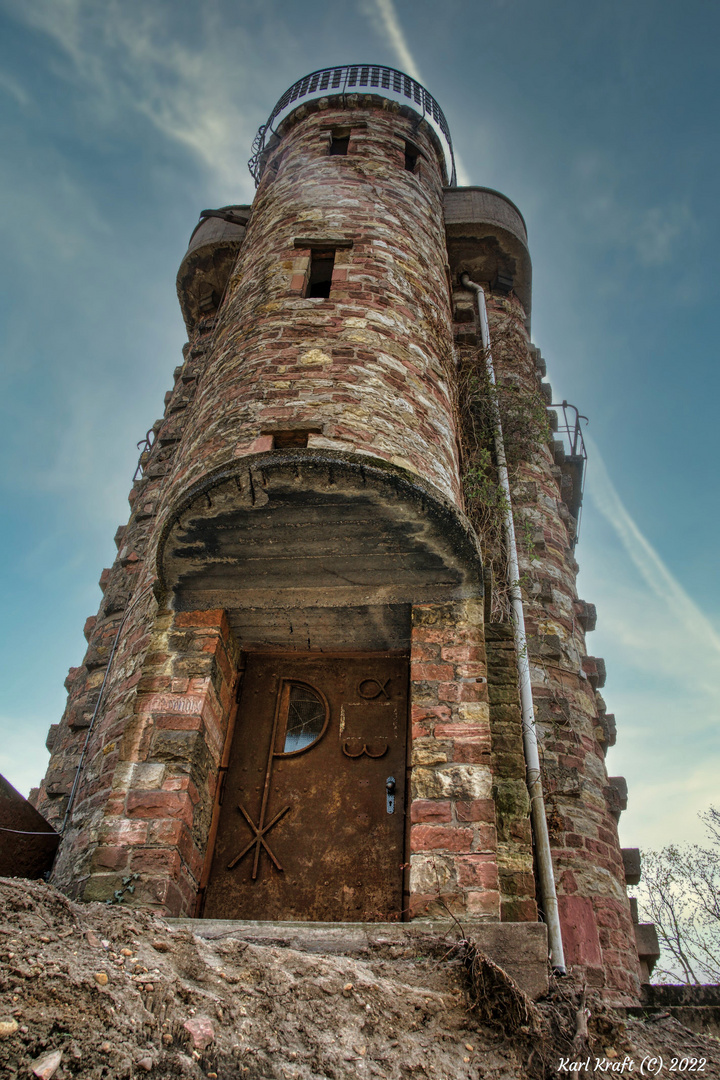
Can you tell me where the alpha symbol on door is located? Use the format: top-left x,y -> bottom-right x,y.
357,677 -> 390,699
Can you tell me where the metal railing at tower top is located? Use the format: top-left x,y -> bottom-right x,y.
248,64 -> 457,186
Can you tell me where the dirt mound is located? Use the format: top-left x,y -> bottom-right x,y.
1,879 -> 718,1079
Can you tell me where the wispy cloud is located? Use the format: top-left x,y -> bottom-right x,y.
360,0 -> 470,184
362,0 -> 423,82
0,67 -> 30,106
586,436 -> 720,659
572,152 -> 693,269
580,441 -> 720,846
0,154 -> 111,266
633,204 -> 693,267
3,0 -> 268,199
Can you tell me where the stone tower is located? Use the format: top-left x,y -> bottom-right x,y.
32,65 -> 652,1002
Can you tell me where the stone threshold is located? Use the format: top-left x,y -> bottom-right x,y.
169,917 -> 548,1000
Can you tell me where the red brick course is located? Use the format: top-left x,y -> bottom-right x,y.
410,800 -> 452,823
456,799 -> 496,823
411,825 -> 475,852
455,855 -> 500,889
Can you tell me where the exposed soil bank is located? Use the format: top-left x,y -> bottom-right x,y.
1,879 -> 718,1079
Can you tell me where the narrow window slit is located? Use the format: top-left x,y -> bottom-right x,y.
306,249 -> 336,298
404,141 -> 419,172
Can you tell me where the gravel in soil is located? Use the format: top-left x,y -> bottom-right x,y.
1,878 -> 719,1079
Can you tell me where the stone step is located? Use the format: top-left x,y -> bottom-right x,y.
169,918 -> 548,999
621,984 -> 720,1038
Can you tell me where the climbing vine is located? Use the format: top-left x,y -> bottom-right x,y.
457,299 -> 550,621
105,872 -> 140,905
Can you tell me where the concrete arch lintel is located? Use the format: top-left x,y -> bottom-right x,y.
156,449 -> 483,650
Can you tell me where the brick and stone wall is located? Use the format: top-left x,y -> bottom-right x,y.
35,99 -> 479,915
156,100 -> 461,524
449,282 -> 641,1001
408,598 -> 498,920
485,623 -> 537,924
34,313 -> 221,891
32,83 -> 645,1004
83,608 -> 239,915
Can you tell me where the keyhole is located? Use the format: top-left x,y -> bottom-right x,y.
386,776 -> 396,815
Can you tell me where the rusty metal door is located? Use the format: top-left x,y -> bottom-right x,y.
202,653 -> 408,922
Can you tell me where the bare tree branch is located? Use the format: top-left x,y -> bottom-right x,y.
632,806 -> 720,984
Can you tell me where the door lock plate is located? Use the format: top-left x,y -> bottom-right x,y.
386,776 -> 396,814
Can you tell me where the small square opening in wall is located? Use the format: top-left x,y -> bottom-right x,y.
306,249 -> 336,298
329,129 -> 351,156
264,428 -> 322,449
272,431 -> 309,449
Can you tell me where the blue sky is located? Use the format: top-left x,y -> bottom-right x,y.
0,0 -> 718,850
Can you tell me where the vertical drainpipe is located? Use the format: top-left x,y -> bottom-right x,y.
460,274 -> 566,974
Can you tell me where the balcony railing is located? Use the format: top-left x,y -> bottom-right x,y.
249,64 -> 457,186
549,401 -> 588,545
